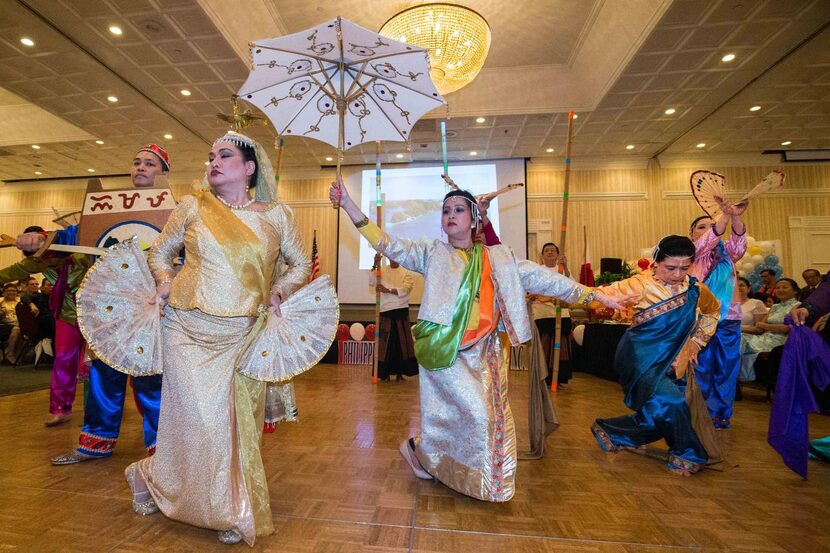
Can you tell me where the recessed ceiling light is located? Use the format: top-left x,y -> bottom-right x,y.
31,144 -> 41,149
626,144 -> 635,150
107,95 -> 118,103
87,168 -> 95,172
469,151 -> 478,156
109,25 -> 123,36
395,153 -> 404,158
749,105 -> 761,112
781,140 -> 792,146
664,108 -> 676,115
475,117 -> 485,123
95,139 -> 104,145
34,171 -> 42,175
180,89 -> 191,96
721,53 -> 736,62
325,156 -> 333,162
20,37 -> 34,47
163,133 -> 173,139
696,143 -> 706,148
546,148 -> 554,153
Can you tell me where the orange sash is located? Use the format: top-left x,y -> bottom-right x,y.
461,248 -> 499,346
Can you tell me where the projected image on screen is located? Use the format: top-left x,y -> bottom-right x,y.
357,164 -> 500,269
337,158 -> 526,304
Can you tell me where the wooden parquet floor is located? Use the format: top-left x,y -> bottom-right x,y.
1,364 -> 829,552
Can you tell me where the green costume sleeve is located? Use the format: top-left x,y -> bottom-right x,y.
0,257 -> 49,284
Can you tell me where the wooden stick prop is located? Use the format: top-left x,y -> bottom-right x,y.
551,111 -> 576,392
372,141 -> 383,383
478,183 -> 524,201
0,233 -> 106,256
441,175 -> 524,200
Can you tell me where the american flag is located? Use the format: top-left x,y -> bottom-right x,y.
310,232 -> 320,281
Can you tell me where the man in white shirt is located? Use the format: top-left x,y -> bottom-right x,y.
370,260 -> 418,381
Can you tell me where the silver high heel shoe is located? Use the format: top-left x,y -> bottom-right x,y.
124,463 -> 159,516
218,529 -> 242,544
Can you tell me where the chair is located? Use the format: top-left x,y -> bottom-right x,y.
14,302 -> 52,368
0,326 -> 9,364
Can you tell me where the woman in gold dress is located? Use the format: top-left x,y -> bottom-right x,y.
124,131 -> 310,545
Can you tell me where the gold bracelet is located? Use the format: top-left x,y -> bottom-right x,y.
354,215 -> 370,228
581,290 -> 596,306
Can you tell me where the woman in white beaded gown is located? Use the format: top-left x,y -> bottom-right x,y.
329,177 -> 632,502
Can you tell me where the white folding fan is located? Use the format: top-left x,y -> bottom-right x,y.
237,275 -> 339,383
76,238 -> 163,376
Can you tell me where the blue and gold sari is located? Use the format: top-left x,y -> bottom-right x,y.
592,276 -> 721,473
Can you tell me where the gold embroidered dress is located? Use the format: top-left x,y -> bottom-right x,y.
139,192 -> 310,545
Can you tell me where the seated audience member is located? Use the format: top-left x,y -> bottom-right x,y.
20,276 -> 55,339
0,283 -> 23,364
737,276 -> 768,382
757,269 -> 777,297
793,270 -> 830,333
40,278 -> 53,297
791,270 -> 830,414
763,293 -> 777,308
740,278 -> 800,382
799,268 -> 823,302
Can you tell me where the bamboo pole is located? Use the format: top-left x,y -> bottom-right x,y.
440,120 -> 449,180
372,141 -> 383,383
550,111 -> 576,392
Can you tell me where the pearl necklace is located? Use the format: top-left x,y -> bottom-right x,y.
215,192 -> 254,210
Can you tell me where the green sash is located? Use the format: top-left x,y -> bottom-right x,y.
412,244 -> 483,370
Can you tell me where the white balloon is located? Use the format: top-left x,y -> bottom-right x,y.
759,241 -> 773,252
349,322 -> 365,341
746,236 -> 756,246
742,262 -> 755,273
751,255 -> 764,264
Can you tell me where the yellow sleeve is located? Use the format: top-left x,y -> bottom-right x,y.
601,274 -> 648,297
692,283 -> 721,346
357,221 -> 383,247
148,195 -> 194,284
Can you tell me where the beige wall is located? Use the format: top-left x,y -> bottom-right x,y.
2,163 -> 828,283
526,163 -> 830,279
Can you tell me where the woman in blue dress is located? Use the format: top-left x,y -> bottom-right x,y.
592,235 -> 722,476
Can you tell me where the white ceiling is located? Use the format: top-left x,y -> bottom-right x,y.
0,0 -> 828,186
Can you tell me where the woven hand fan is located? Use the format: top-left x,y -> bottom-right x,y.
690,170 -> 785,219
237,274 -> 339,382
77,238 -> 163,376
689,170 -> 727,220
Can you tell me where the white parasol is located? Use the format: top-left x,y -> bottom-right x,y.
238,16 -> 446,172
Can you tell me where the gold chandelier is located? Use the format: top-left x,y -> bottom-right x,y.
380,3 -> 491,96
